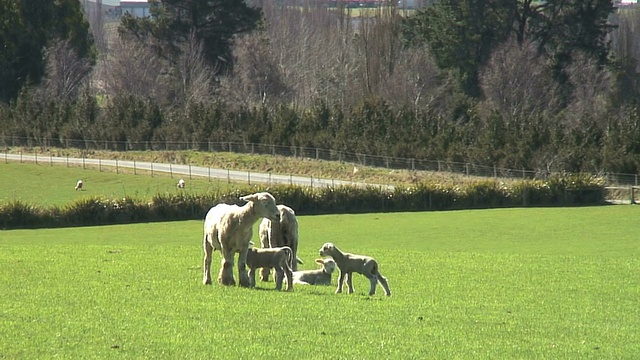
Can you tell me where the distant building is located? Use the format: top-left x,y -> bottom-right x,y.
82,0 -> 150,19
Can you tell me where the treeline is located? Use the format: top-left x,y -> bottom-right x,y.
1,1 -> 640,175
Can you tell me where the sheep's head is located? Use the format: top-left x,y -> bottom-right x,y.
241,192 -> 280,222
319,242 -> 335,257
316,258 -> 336,274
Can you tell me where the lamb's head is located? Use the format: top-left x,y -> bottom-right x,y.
316,258 -> 336,274
319,242 -> 335,257
240,192 -> 280,222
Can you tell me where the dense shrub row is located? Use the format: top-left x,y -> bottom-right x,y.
0,174 -> 605,230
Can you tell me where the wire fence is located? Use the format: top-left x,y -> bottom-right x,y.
1,135 -> 638,186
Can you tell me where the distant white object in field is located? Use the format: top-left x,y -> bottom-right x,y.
177,179 -> 185,189
75,180 -> 83,191
353,166 -> 359,175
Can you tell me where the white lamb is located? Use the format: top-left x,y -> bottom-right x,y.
177,179 -> 185,189
202,192 -> 280,287
75,180 -> 83,191
258,204 -> 302,282
246,245 -> 294,291
319,242 -> 391,296
292,258 -> 336,286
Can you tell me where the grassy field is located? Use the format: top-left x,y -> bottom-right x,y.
1,206 -> 639,358
0,162 -> 234,206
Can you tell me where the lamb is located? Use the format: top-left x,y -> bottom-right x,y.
75,180 -> 83,191
319,242 -> 391,296
177,179 -> 185,189
202,192 -> 280,287
258,204 -> 303,282
246,245 -> 294,291
291,258 -> 336,286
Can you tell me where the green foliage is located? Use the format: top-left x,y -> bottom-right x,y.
119,0 -> 262,72
0,173 -> 606,229
0,0 -> 94,102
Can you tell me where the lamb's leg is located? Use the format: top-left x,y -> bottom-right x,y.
237,248 -> 251,288
259,233 -> 271,282
336,270 -> 345,294
203,235 -> 213,285
248,267 -> 257,288
367,275 -> 377,296
346,272 -> 355,294
284,264 -> 293,291
377,273 -> 391,296
274,268 -> 284,291
218,247 -> 236,286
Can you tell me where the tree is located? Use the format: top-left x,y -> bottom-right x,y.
119,0 -> 262,73
0,0 -> 95,103
402,0 -> 515,97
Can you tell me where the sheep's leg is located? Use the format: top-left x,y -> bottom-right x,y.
202,235 -> 213,285
260,267 -> 271,283
218,247 -> 236,286
336,270 -> 345,294
291,241 -> 299,272
377,273 -> 391,296
237,248 -> 251,288
274,268 -> 284,290
346,273 -> 355,294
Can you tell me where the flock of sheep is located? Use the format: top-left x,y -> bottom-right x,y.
201,191 -> 391,296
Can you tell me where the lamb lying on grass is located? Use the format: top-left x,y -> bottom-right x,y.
291,258 -> 336,286
202,192 -> 280,287
246,245 -> 294,291
75,180 -> 83,191
319,242 -> 391,296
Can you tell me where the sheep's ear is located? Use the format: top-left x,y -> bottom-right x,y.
249,241 -> 255,247
240,193 -> 258,202
315,259 -> 324,264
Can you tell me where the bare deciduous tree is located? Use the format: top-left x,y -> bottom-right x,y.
173,31 -> 216,109
42,39 -> 92,101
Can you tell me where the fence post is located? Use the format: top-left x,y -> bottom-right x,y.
208,167 -> 211,182
227,169 -> 230,184
82,154 -> 85,169
493,165 -> 497,178
248,171 -> 251,185
116,159 -> 119,174
133,160 -> 136,175
151,162 -> 154,177
50,153 -> 52,166
170,163 -> 173,178
189,164 -> 192,180
35,151 -> 37,165
465,163 -> 469,176
66,154 -> 69,167
99,158 -> 102,172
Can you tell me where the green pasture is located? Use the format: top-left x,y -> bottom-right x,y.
0,162 -> 233,206
1,207 -> 639,358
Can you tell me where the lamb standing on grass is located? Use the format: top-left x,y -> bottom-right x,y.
292,258 -> 336,286
319,242 -> 391,296
246,245 -> 294,291
202,192 -> 280,287
259,204 -> 302,282
75,180 -> 83,191
177,179 -> 185,189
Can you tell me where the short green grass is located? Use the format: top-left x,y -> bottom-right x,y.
0,163 -> 233,206
1,207 -> 639,358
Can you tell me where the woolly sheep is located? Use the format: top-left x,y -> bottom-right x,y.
202,192 -> 280,287
75,180 -> 83,191
177,179 -> 185,189
258,204 -> 302,282
291,258 -> 336,286
246,245 -> 294,291
319,242 -> 391,296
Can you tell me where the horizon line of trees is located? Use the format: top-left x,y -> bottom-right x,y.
1,0 -> 640,175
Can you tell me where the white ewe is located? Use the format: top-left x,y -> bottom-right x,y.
75,180 -> 83,191
292,258 -> 336,286
202,192 -> 280,287
177,179 -> 185,189
246,245 -> 294,291
258,204 -> 302,282
319,242 -> 391,296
